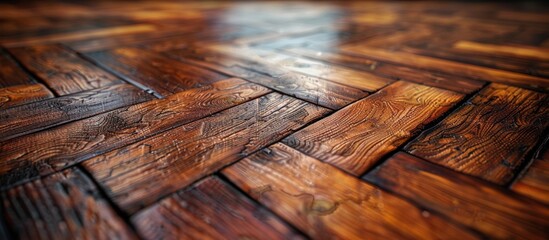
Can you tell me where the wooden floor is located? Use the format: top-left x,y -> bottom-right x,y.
1,1 -> 548,239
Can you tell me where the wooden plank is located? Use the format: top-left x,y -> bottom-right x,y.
207,45 -> 394,91
0,78 -> 270,188
0,167 -> 137,240
83,93 -> 328,214
453,41 -> 549,61
166,47 -> 368,109
340,46 -> 549,91
283,47 -> 485,94
222,143 -> 479,239
0,84 -> 153,141
0,83 -> 53,110
0,49 -> 34,87
511,140 -> 549,205
406,83 -> 549,184
364,152 -> 549,239
87,47 -> 229,97
132,176 -> 302,240
8,44 -> 122,95
283,81 -> 463,175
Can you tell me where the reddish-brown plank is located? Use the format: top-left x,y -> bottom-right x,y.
87,47 -> 229,97
207,45 -> 394,91
222,143 -> 479,239
132,176 -> 302,240
8,44 -> 122,95
283,81 -> 463,175
406,83 -> 549,184
0,83 -> 53,110
0,84 -> 153,141
0,78 -> 269,188
283,47 -> 485,94
340,46 -> 549,91
364,152 -> 549,239
511,140 -> 549,205
0,167 -> 137,240
83,93 -> 328,214
166,47 -> 368,109
0,49 -> 34,88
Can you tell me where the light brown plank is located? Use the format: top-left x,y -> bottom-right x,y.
454,41 -> 549,61
0,78 -> 270,188
8,44 -> 122,95
0,83 -> 53,109
364,152 -> 549,239
0,168 -> 137,240
223,143 -> 479,239
406,83 -> 549,184
0,84 -> 153,141
132,176 -> 302,240
283,81 -> 463,175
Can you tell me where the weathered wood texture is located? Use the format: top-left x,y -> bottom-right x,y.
0,84 -> 153,141
83,93 -> 328,214
364,152 -> 549,239
8,44 -> 123,95
0,167 -> 137,240
0,78 -> 269,188
406,83 -> 549,184
512,139 -> 549,205
87,47 -> 229,97
284,81 -> 463,175
166,47 -> 368,109
132,176 -> 302,240
223,143 -> 479,239
0,49 -> 35,87
0,83 -> 53,109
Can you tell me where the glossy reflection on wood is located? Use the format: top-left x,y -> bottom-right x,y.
132,177 -> 302,240
0,83 -> 53,109
223,143 -> 479,239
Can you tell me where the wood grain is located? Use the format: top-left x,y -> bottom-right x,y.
87,47 -> 229,97
132,176 -> 302,240
0,84 -> 152,141
284,81 -> 463,175
83,93 -> 328,214
223,143 -> 479,239
512,140 -> 549,205
0,83 -> 53,110
0,49 -> 34,87
0,78 -> 269,188
8,44 -> 122,95
167,47 -> 368,109
341,46 -> 549,91
364,152 -> 549,239
406,83 -> 549,184
454,41 -> 549,61
0,167 -> 137,240
283,47 -> 485,94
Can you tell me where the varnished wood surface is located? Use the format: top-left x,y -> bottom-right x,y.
0,1 -> 548,239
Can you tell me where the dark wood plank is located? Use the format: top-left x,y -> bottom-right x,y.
222,143 -> 479,239
283,81 -> 464,175
132,176 -> 302,240
87,47 -> 229,97
0,78 -> 270,188
364,152 -> 549,239
283,47 -> 485,94
207,45 -> 394,91
8,44 -> 122,95
166,47 -> 368,109
0,84 -> 152,141
0,167 -> 137,240
512,139 -> 549,205
0,83 -> 53,110
406,83 -> 549,184
0,49 -> 34,87
83,93 -> 328,214
341,46 -> 549,91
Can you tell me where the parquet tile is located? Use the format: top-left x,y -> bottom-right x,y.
0,1 -> 548,239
